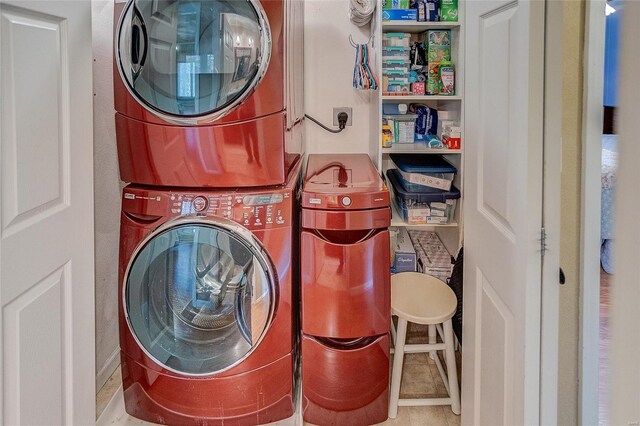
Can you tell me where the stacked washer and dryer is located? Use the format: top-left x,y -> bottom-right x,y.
113,0 -> 304,423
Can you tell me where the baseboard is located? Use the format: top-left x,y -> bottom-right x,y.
96,384 -> 124,425
96,347 -> 120,392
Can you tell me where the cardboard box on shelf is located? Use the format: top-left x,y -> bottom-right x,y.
427,63 -> 441,95
393,227 -> 417,273
382,8 -> 418,21
412,82 -> 426,95
442,124 -> 461,149
383,0 -> 410,9
439,0 -> 458,21
440,64 -> 455,95
408,230 -> 453,282
426,30 -> 451,62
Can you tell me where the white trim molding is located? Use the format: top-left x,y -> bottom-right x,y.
580,1 -> 605,425
96,348 -> 120,393
540,0 -> 562,423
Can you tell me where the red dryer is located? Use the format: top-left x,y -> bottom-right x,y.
300,154 -> 391,425
113,0 -> 304,188
117,159 -> 301,425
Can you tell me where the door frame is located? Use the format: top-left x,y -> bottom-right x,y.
609,2 -> 640,422
540,0 -> 563,423
579,1 -> 606,425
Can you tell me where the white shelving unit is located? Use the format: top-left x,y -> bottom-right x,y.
382,95 -> 463,101
382,21 -> 461,32
373,3 -> 465,256
381,143 -> 462,154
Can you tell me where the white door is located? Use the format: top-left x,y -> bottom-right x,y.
0,1 -> 95,424
462,1 -> 545,424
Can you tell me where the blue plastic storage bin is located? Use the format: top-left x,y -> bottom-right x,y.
390,154 -> 457,192
387,169 -> 460,225
382,46 -> 411,60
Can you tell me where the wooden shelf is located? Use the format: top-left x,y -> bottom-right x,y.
382,143 -> 462,154
382,95 -> 462,102
390,200 -> 459,228
382,21 -> 461,33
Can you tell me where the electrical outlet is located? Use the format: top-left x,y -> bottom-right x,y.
333,107 -> 353,127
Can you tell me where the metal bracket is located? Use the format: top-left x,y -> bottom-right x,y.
540,227 -> 548,257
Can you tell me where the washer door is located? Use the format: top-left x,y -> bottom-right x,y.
116,0 -> 271,125
124,218 -> 276,376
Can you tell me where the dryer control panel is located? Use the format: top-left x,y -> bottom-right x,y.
122,187 -> 293,231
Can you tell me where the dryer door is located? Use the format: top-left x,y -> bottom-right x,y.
124,218 -> 276,376
116,0 -> 271,125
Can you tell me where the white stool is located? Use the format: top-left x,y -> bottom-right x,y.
388,272 -> 461,418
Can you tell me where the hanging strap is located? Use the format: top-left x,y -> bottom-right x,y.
353,43 -> 378,91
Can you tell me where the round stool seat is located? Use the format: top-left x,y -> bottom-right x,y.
391,272 -> 457,325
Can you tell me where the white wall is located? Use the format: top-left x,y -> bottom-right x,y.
91,0 -> 377,391
304,0 -> 377,155
92,0 -> 122,391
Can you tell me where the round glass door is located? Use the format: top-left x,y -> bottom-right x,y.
116,0 -> 271,124
124,220 -> 276,376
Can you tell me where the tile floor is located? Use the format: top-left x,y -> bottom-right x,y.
97,323 -> 461,426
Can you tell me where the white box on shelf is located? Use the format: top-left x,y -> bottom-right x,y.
409,230 -> 453,281
396,168 -> 454,191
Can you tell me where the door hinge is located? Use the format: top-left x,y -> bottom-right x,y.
540,227 -> 548,257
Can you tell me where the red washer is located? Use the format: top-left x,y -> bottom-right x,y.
301,154 -> 391,425
113,0 -> 304,188
118,159 -> 301,425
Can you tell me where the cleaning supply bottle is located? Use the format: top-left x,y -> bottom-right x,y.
382,125 -> 393,148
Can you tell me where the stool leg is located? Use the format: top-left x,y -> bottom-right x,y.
444,319 -> 461,415
390,316 -> 397,345
389,318 -> 407,419
428,324 -> 437,360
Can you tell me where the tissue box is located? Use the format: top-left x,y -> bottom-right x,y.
412,82 -> 426,95
427,63 -> 441,95
439,0 -> 459,21
426,30 -> 451,62
382,9 -> 418,21
393,227 -> 417,272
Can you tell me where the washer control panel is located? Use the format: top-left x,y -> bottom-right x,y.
122,158 -> 302,231
123,188 -> 293,230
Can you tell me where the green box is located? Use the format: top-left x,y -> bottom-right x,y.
383,0 -> 410,9
440,63 -> 455,95
440,0 -> 458,21
426,30 -> 451,63
427,63 -> 441,95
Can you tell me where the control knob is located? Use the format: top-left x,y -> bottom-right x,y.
192,196 -> 208,212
